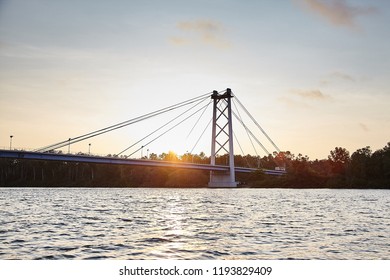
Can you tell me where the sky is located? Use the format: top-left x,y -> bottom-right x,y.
1,0 -> 389,160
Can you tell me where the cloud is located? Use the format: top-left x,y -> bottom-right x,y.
359,123 -> 369,132
278,96 -> 311,109
290,89 -> 331,100
170,20 -> 230,48
297,0 -> 377,30
279,88 -> 331,109
169,37 -> 190,46
320,71 -> 355,85
177,20 -> 220,33
330,71 -> 355,82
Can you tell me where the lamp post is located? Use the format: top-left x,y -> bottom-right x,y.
141,145 -> 144,159
147,149 -> 149,159
9,135 -> 13,150
68,138 -> 71,154
89,143 -> 91,155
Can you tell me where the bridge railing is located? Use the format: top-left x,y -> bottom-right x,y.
1,148 -> 287,175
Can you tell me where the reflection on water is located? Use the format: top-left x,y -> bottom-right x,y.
0,188 -> 389,259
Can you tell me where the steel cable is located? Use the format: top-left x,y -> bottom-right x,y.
35,91 -> 213,152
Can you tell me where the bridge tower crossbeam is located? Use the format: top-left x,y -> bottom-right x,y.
209,88 -> 237,187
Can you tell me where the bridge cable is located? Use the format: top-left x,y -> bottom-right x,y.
220,98 -> 270,156
37,92 -> 211,152
35,92 -> 213,152
189,116 -> 212,155
185,98 -> 211,140
127,101 -> 212,158
234,95 -> 281,153
231,109 -> 271,155
116,96 -> 211,157
232,131 -> 252,168
232,99 -> 259,158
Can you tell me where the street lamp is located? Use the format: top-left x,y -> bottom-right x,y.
89,143 -> 91,155
9,135 -> 13,150
141,145 -> 144,158
68,138 -> 71,154
147,149 -> 149,159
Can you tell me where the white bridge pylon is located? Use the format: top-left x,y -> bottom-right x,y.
209,88 -> 237,187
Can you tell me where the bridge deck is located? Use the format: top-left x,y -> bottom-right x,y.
0,150 -> 286,175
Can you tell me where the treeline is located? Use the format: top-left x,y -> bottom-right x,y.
0,142 -> 389,188
262,142 -> 390,188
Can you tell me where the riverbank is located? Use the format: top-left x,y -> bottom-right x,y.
1,143 -> 389,189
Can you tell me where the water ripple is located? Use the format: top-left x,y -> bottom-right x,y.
0,188 -> 389,259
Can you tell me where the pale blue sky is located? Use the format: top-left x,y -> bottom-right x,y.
1,0 -> 389,159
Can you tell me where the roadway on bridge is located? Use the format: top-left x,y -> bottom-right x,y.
0,149 -> 286,176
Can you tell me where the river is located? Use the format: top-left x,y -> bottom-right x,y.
0,187 -> 389,259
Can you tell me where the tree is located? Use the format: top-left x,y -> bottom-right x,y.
349,146 -> 372,184
162,151 -> 179,162
149,153 -> 158,160
370,142 -> 390,182
165,169 -> 208,187
181,152 -> 193,163
383,142 -> 390,179
328,147 -> 350,176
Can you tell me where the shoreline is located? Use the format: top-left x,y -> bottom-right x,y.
1,185 -> 389,189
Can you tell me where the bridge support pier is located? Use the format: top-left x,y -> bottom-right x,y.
208,172 -> 238,187
208,89 -> 237,188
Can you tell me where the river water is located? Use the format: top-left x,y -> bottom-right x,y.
0,188 -> 389,260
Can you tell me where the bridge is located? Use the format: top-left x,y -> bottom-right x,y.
0,88 -> 286,186
0,150 -> 285,176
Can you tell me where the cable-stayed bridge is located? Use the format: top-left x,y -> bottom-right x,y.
0,89 -> 286,187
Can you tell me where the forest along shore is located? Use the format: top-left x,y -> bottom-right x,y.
1,143 -> 389,188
